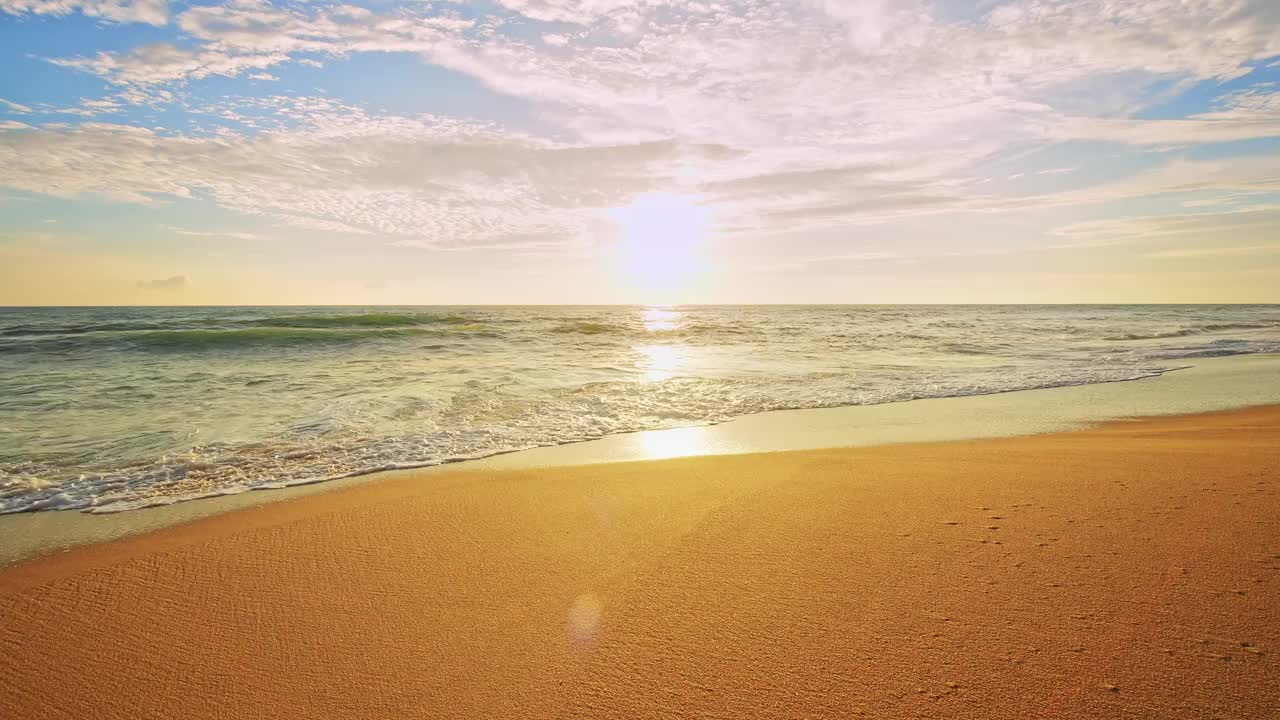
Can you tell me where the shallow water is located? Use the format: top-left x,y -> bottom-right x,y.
2,304 -> 1278,513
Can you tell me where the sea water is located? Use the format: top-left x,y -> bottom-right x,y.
2,305 -> 1278,514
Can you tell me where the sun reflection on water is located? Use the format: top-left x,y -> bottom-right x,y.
635,344 -> 685,382
634,424 -> 713,460
642,306 -> 682,333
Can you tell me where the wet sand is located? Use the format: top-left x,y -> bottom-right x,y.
5,352 -> 1279,566
2,406 -> 1279,718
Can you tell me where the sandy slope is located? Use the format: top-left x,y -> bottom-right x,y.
2,407 -> 1279,718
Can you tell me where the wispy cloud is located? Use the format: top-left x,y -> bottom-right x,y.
1146,244 -> 1280,258
1052,205 -> 1280,250
162,225 -> 262,241
3,0 -> 1280,261
136,274 -> 188,290
0,98 -> 33,114
0,0 -> 167,25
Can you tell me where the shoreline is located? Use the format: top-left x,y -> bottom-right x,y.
2,404 -> 1278,718
2,352 -> 1279,565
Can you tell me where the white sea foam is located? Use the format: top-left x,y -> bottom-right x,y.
1,305 -> 1278,514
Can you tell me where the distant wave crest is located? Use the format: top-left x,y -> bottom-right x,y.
1105,322 -> 1269,341
551,322 -> 621,334
0,311 -> 486,352
244,312 -> 471,329
123,327 -> 441,349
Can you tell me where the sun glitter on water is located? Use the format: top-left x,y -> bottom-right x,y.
635,344 -> 686,382
606,192 -> 712,302
641,307 -> 680,332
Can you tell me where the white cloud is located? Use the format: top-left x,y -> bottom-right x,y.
0,98 -> 33,114
162,225 -> 261,241
0,103 -> 723,246
493,0 -> 664,25
52,43 -> 291,85
813,0 -> 932,54
0,0 -> 166,25
1049,88 -> 1280,145
176,0 -> 470,56
47,1 -> 476,87
12,0 -> 1280,249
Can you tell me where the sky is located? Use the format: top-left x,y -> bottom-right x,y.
1,0 -> 1279,305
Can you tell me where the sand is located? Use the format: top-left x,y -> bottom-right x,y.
7,352 -> 1280,567
2,406 -> 1279,718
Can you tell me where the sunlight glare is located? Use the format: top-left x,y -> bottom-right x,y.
607,193 -> 712,302
636,343 -> 685,382
635,425 -> 712,460
642,306 -> 681,332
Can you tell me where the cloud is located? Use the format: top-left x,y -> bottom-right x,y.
0,103 -> 731,245
162,225 -> 261,241
493,0 -> 662,25
136,274 -> 188,290
0,98 -> 33,114
51,43 -> 290,86
48,1 -> 473,87
176,0 -> 471,56
813,0 -> 932,54
1048,89 -> 1280,145
0,0 -> 166,25
1052,205 -> 1280,249
1146,244 -> 1280,259
10,0 -> 1280,250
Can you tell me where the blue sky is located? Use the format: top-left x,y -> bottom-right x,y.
1,0 -> 1279,304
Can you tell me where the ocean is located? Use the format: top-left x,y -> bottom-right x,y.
2,304 -> 1278,514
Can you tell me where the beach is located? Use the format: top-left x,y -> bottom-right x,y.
6,0 -> 1280,714
3,403 -> 1279,718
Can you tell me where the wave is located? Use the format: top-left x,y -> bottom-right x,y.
1201,323 -> 1269,332
0,312 -> 476,338
0,327 -> 450,354
1105,323 -> 1269,341
551,322 -> 620,334
124,327 -> 441,350
546,320 -> 747,338
0,311 -> 491,352
0,362 -> 1179,515
242,312 -> 471,329
0,321 -> 185,337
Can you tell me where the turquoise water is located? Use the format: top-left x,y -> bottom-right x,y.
2,305 -> 1278,514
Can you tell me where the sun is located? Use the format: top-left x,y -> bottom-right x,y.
606,192 -> 712,301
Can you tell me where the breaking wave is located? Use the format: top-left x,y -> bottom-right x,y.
2,304 -> 1278,514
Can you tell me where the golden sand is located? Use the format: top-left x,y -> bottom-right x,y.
3,407 -> 1279,718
